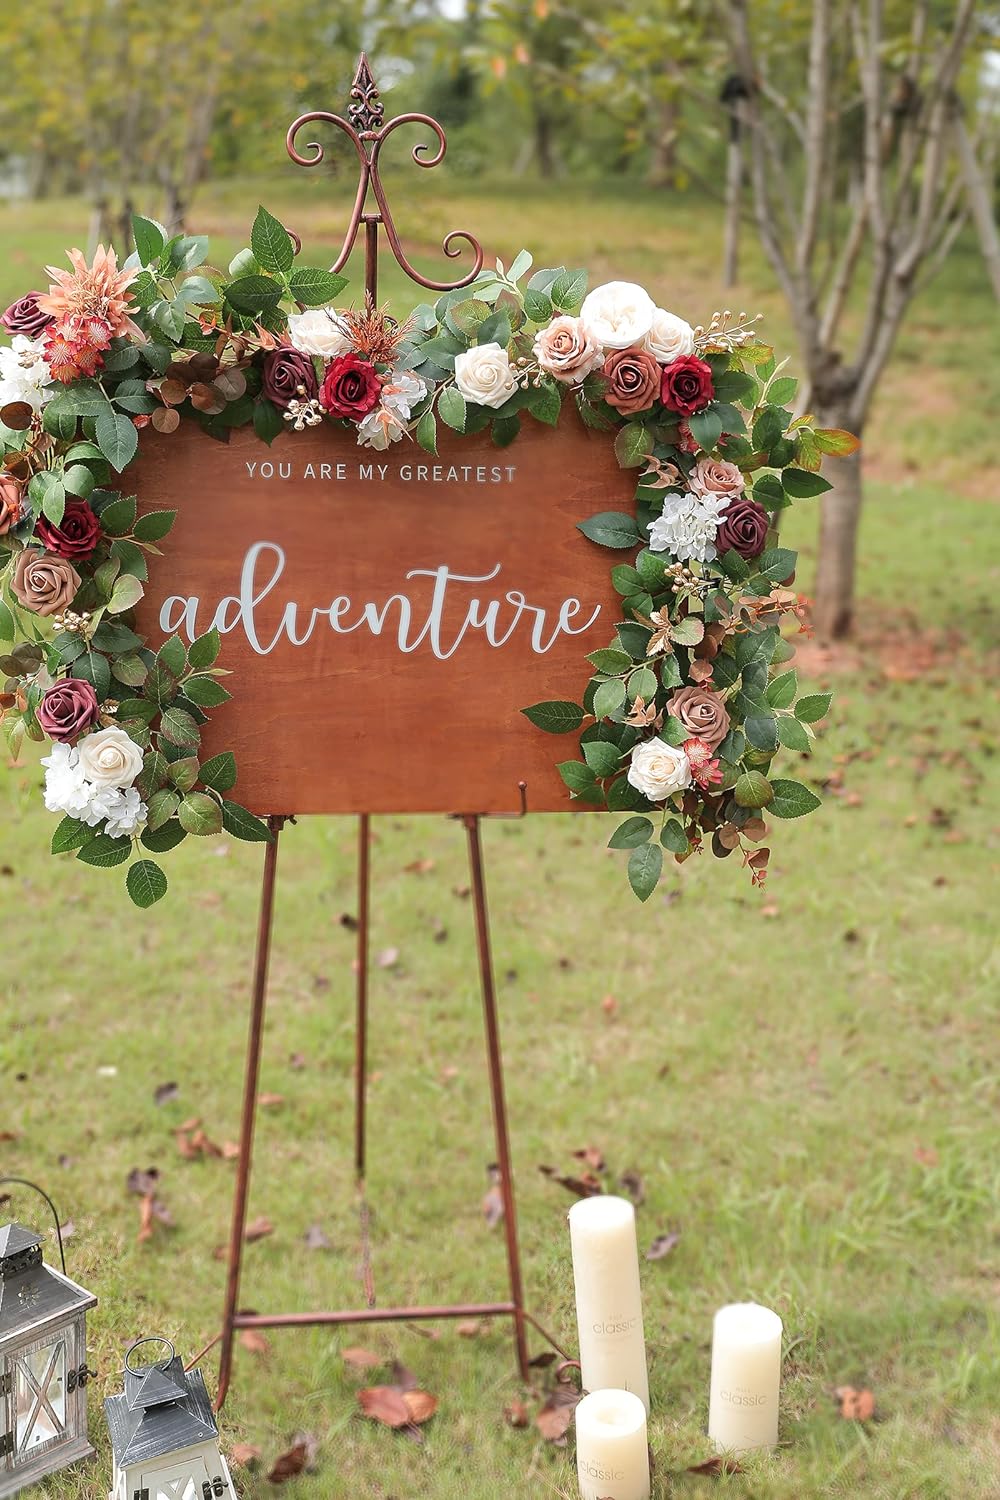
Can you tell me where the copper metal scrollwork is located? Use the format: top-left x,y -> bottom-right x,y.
285,53 -> 484,301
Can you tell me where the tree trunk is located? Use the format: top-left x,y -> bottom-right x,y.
723,133 -> 743,286
954,114 -> 1000,302
813,432 -> 864,640
534,106 -> 556,178
648,95 -> 679,187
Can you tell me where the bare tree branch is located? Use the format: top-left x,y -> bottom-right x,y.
798,0 -> 831,276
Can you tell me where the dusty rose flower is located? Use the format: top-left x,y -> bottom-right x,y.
716,497 -> 769,560
532,316 -> 603,384
601,347 -> 661,415
37,245 -> 141,341
668,685 -> 731,751
10,548 -> 81,617
689,457 -> 745,502
35,499 -> 101,560
37,678 -> 101,742
0,476 -> 23,535
2,293 -> 53,339
261,346 -> 319,411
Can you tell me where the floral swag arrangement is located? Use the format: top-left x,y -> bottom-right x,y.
0,206 -> 856,906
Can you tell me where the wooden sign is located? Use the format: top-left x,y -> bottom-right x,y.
128,410 -> 635,815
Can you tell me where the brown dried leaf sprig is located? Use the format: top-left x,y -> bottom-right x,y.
341,303 -> 414,368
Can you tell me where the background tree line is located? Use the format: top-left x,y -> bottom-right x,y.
0,0 -> 996,638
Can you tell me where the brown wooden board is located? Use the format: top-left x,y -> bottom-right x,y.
127,409 -> 635,815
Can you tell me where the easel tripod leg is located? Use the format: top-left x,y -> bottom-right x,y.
463,814 -> 531,1382
354,813 -> 371,1182
216,816 -> 284,1412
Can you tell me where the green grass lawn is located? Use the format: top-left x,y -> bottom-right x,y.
0,175 -> 998,1499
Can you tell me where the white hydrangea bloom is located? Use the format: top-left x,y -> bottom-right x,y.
647,490 -> 733,564
0,335 -> 54,414
381,369 -> 427,420
356,407 -> 406,450
41,743 -> 147,836
101,786 -> 148,839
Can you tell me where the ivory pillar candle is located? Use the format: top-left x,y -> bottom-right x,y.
708,1302 -> 783,1453
575,1389 -> 650,1500
569,1196 -> 649,1412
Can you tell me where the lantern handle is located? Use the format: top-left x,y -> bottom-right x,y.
0,1177 -> 67,1275
125,1336 -> 176,1375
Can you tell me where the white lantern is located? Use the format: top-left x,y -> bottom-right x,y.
105,1338 -> 234,1500
0,1183 -> 98,1499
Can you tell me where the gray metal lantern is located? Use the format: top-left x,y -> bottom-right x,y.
0,1181 -> 98,1499
105,1338 -> 234,1500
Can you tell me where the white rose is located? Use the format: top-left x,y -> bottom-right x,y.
579,281 -> 655,350
76,727 -> 145,789
0,335 -> 54,413
287,307 -> 351,359
643,308 -> 695,365
453,343 -> 520,410
627,738 -> 692,802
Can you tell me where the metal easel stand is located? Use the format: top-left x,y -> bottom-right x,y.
212,55 -> 565,1411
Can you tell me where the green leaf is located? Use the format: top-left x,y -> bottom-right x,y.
416,408 -> 437,455
99,494 -> 138,537
146,788 -> 181,830
521,700 -> 585,734
95,409 -> 139,472
140,821 -> 188,854
613,423 -> 650,469
51,815 -> 94,854
768,778 -> 822,818
491,414 -> 520,447
745,713 -> 778,751
221,800 -> 274,842
77,833 -> 132,868
437,386 -> 467,433
224,274 -> 282,314
795,691 -> 833,724
608,816 -> 653,849
776,714 -> 811,751
133,510 -> 176,542
126,859 -> 168,908
549,268 -> 587,312
178,791 -> 223,836
253,398 -> 284,446
766,669 -> 798,709
199,750 -> 238,793
476,311 -> 511,347
523,288 -> 552,322
159,706 -> 200,748
627,666 -> 657,703
156,635 -> 186,676
168,756 -> 200,793
108,573 -> 144,615
132,214 -> 166,265
0,599 -> 15,642
768,376 -> 798,406
111,653 -> 148,688
661,714 -> 688,747
577,511 -> 641,550
734,770 -> 773,808
62,464 -> 95,500
183,675 -> 232,707
526,380 -> 561,426
183,628 -> 220,672
756,547 -> 798,582
251,205 -> 294,274
687,406 -> 724,450
582,740 -> 621,778
557,759 -> 598,794
627,842 -> 663,902
586,647 -> 632,675
73,650 -> 111,698
670,617 -> 705,647
782,467 -> 833,499
593,678 -> 627,719
286,267 -> 349,306
660,818 -> 689,855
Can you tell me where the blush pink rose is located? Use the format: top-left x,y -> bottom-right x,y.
532,316 -> 604,384
689,457 -> 745,502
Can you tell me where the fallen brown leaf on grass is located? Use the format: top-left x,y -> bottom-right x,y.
482,1183 -> 504,1228
127,1167 -> 172,1244
376,947 -> 400,969
539,1164 -> 603,1198
153,1081 -> 179,1106
259,1093 -> 285,1110
245,1216 -> 274,1242
222,1141 -> 241,1160
601,994 -> 618,1020
646,1229 -> 681,1261
267,1441 -> 308,1484
504,1398 -> 530,1428
303,1223 -> 332,1250
342,1347 -> 383,1372
619,1169 -> 646,1206
456,1319 -> 481,1338
403,1391 -> 438,1424
239,1329 -> 271,1357
573,1145 -> 606,1173
0,1130 -> 18,1143
358,1384 -> 438,1431
687,1454 -> 743,1476
229,1443 -> 262,1469
835,1386 -> 876,1421
914,1144 -> 939,1167
403,857 -> 435,874
535,1387 -> 580,1443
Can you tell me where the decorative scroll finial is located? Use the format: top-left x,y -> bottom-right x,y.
347,53 -> 385,134
285,53 -> 484,297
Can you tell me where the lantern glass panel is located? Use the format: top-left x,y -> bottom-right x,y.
12,1336 -> 67,1456
147,1466 -> 199,1499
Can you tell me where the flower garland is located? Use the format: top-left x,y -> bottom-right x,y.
0,205 -> 856,906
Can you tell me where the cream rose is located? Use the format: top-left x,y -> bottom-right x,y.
627,737 -> 692,802
76,728 -> 145,789
579,281 -> 655,349
532,316 -> 604,384
688,457 -> 745,502
287,307 -> 351,359
453,342 -> 519,409
642,307 -> 695,364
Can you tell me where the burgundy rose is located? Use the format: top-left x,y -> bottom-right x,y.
2,292 -> 54,339
716,497 -> 769,560
35,499 -> 101,560
660,355 -> 714,416
261,347 -> 318,411
37,678 -> 101,743
602,347 -> 661,416
320,352 -> 382,421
